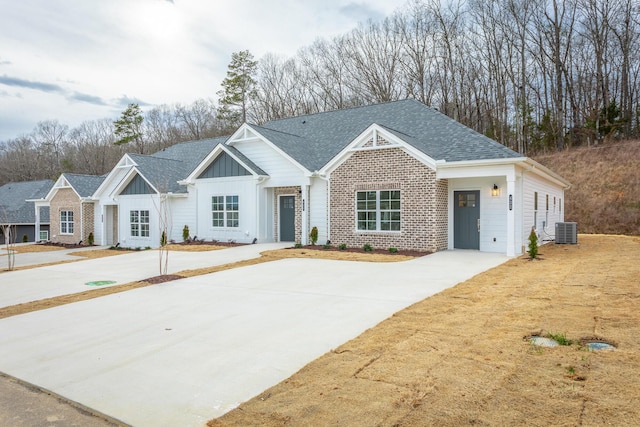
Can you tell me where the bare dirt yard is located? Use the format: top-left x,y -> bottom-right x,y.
209,234 -> 640,426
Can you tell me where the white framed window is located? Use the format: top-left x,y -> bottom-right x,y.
130,210 -> 150,237
356,190 -> 401,231
212,195 -> 239,228
60,210 -> 74,234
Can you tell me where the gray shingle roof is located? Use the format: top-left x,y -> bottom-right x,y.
63,174 -> 106,197
0,180 -> 53,224
256,99 -> 521,171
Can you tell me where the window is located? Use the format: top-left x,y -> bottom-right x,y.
212,195 -> 239,228
130,210 -> 150,237
60,210 -> 74,234
356,190 -> 400,231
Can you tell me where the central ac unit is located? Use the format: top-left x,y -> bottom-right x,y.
555,222 -> 577,244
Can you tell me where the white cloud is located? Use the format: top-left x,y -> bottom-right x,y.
0,0 -> 406,141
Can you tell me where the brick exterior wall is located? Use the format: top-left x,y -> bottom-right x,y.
82,202 -> 95,243
330,148 -> 448,252
50,188 -> 80,244
274,186 -> 302,243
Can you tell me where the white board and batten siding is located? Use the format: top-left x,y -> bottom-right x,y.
194,176 -> 258,244
522,172 -> 565,245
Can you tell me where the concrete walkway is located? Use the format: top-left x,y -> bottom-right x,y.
0,249 -> 507,427
0,243 -> 290,308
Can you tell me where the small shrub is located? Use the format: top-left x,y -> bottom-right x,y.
294,242 -> 303,248
160,231 -> 167,246
182,225 -> 190,242
145,246 -> 151,250
135,247 -> 141,251
389,247 -> 398,253
528,226 -> 539,259
309,226 -> 318,245
22,234 -> 28,243
338,243 -> 347,250
363,243 -> 373,252
322,244 -> 331,249
87,232 -> 94,245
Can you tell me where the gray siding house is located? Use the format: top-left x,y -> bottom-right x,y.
0,180 -> 53,243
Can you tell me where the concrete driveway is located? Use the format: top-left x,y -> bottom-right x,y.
0,249 -> 507,426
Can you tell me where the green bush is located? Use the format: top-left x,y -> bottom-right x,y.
294,242 -> 303,248
22,234 -> 28,243
182,225 -> 190,242
87,232 -> 94,245
528,226 -> 539,259
389,247 -> 398,253
309,226 -> 318,245
338,243 -> 347,250
323,244 -> 331,249
363,243 -> 373,252
160,231 -> 167,246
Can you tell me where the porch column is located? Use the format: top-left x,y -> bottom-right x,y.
506,176 -> 516,257
300,184 -> 309,245
34,203 -> 41,242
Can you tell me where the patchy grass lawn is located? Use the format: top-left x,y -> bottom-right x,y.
209,235 -> 640,426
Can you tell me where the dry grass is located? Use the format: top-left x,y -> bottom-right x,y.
6,244 -> 66,253
209,235 -> 640,427
535,140 -> 640,235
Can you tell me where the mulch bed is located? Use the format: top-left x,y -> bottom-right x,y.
142,274 -> 184,284
292,245 -> 430,258
42,242 -> 96,249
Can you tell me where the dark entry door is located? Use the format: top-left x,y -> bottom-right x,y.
279,196 -> 296,242
454,191 -> 480,249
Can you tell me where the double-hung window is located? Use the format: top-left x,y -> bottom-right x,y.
130,210 -> 150,237
356,190 -> 401,231
212,195 -> 239,228
60,210 -> 74,234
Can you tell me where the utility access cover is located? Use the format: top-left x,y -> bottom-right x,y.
85,280 -> 116,286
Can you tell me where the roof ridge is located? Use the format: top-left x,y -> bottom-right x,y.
259,98 -> 421,125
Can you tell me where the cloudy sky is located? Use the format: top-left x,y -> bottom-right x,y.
0,0 -> 406,141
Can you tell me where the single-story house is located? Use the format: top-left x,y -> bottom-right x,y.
94,99 -> 570,256
36,173 -> 106,245
0,180 -> 53,244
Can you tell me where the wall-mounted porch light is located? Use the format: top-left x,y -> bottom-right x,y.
491,184 -> 500,197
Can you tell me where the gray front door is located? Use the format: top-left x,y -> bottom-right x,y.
279,196 -> 295,242
454,191 -> 480,249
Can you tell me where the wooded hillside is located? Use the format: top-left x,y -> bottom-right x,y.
534,140 -> 640,235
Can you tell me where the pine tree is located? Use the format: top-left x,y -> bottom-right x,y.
114,103 -> 145,153
217,50 -> 258,129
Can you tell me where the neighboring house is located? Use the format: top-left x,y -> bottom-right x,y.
92,138 -> 223,248
95,99 -> 570,256
0,180 -> 53,244
39,174 -> 106,245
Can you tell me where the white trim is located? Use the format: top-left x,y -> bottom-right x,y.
110,168 -> 159,199
321,124 -> 437,175
182,143 -> 266,183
